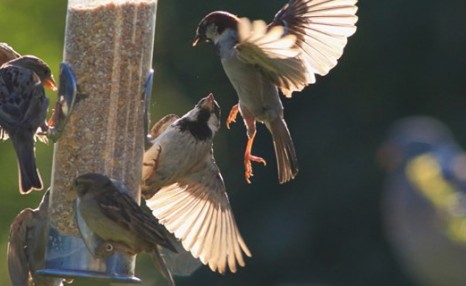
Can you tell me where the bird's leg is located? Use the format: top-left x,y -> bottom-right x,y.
243,116 -> 266,184
226,104 -> 239,129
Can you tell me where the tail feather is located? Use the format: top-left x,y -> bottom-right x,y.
11,134 -> 43,194
151,247 -> 175,286
267,118 -> 299,184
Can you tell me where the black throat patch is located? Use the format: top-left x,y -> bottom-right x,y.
177,109 -> 212,141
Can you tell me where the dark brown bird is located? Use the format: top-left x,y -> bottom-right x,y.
0,55 -> 57,194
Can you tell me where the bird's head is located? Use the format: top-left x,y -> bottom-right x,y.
8,55 -> 57,91
195,93 -> 221,134
180,93 -> 222,140
74,173 -> 112,198
193,11 -> 239,46
378,117 -> 455,171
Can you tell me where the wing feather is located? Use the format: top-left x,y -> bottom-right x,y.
146,157 -> 251,273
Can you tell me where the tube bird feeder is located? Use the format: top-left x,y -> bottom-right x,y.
37,0 -> 158,282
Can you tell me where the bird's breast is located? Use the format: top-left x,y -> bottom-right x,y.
221,57 -> 283,122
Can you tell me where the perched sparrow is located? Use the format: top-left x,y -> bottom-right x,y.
380,117 -> 466,286
0,42 -> 21,65
74,173 -> 177,286
142,94 -> 252,274
0,55 -> 57,194
8,190 -> 70,286
193,0 -> 358,183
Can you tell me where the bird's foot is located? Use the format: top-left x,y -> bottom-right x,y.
244,152 -> 267,184
226,104 -> 239,129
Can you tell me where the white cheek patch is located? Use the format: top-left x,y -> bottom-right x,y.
207,114 -> 220,133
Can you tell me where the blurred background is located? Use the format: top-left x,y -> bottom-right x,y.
1,0 -> 466,285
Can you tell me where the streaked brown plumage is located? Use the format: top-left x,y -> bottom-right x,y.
0,55 -> 56,194
74,173 -> 177,286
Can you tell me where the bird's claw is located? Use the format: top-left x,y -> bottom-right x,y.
244,153 -> 267,183
226,104 -> 239,129
46,62 -> 77,142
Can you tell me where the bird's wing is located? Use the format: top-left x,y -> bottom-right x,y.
235,17 -> 309,97
97,186 -> 176,253
8,209 -> 34,286
270,0 -> 358,92
0,66 -> 45,128
0,42 -> 21,66
149,114 -> 180,140
146,155 -> 251,274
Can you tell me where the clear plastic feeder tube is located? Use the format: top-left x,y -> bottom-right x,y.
39,0 -> 158,281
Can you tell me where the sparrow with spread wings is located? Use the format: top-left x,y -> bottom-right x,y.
142,94 -> 251,274
193,0 -> 358,183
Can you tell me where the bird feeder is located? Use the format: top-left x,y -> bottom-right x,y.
37,0 -> 157,282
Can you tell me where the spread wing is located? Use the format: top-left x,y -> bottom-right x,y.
235,17 -> 309,98
271,0 -> 358,89
235,0 -> 358,98
146,155 -> 251,274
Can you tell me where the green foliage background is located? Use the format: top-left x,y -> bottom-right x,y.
1,0 -> 466,285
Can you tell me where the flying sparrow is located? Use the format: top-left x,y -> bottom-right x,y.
193,0 -> 358,183
8,190 -> 70,286
0,55 -> 57,194
74,173 -> 177,286
142,93 -> 252,274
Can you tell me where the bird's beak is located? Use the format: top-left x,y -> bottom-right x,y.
192,35 -> 202,47
201,93 -> 216,110
44,76 -> 58,91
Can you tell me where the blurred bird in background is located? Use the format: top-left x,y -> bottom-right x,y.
8,190 -> 70,286
193,0 -> 358,184
0,45 -> 57,194
380,116 -> 466,286
142,94 -> 251,274
74,173 -> 177,286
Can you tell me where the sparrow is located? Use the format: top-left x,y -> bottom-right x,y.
8,190 -> 70,286
73,173 -> 177,286
380,116 -> 466,286
0,55 -> 57,194
193,0 -> 358,183
142,94 -> 252,274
